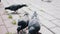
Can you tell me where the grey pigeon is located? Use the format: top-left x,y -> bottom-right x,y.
28,11 -> 41,34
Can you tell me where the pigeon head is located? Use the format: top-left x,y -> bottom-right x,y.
17,26 -> 21,32
31,11 -> 37,19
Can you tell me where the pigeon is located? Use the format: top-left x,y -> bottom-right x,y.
28,11 -> 41,34
17,13 -> 29,34
5,4 -> 27,13
17,20 -> 29,34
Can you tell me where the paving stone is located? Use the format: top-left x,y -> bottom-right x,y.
37,10 -> 56,20
51,27 -> 60,34
6,0 -> 23,5
22,8 -> 34,16
0,3 -> 4,8
0,26 -> 7,34
40,0 -> 60,19
2,15 -> 10,21
1,0 -> 10,7
51,19 -> 60,27
0,17 -> 3,25
8,26 -> 17,33
38,16 -> 56,28
23,5 -> 56,20
12,14 -> 20,21
40,26 -> 53,34
0,6 -> 5,15
4,20 -> 16,28
26,0 -> 60,19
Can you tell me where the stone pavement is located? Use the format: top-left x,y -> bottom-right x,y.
0,0 -> 60,34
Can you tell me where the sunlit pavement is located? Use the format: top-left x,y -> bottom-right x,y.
0,0 -> 60,34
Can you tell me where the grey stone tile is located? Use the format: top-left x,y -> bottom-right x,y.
1,0 -> 10,7
0,26 -> 7,34
51,27 -> 60,34
40,0 -> 60,19
37,10 -> 56,20
2,15 -> 9,21
0,17 -> 3,25
51,19 -> 60,27
7,26 -> 17,33
0,7 -> 5,15
40,26 -> 53,34
4,20 -> 16,28
38,16 -> 56,28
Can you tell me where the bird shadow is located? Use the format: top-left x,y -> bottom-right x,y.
17,31 -> 27,34
44,0 -> 52,3
41,0 -> 52,3
6,12 -> 21,15
10,12 -> 20,14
